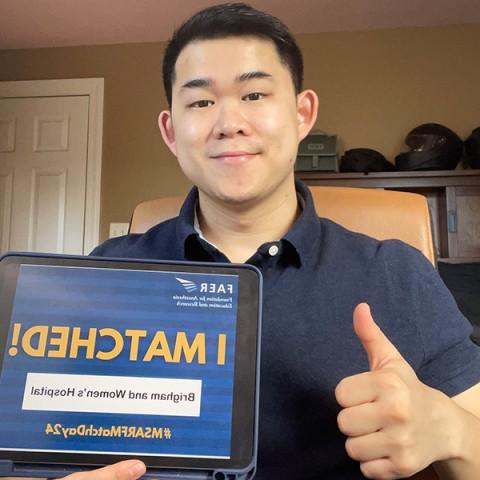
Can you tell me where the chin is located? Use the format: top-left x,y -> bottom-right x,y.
210,184 -> 261,206
218,192 -> 258,206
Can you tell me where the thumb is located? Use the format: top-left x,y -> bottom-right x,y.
353,303 -> 402,371
64,460 -> 146,480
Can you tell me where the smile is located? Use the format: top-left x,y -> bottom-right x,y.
210,151 -> 259,165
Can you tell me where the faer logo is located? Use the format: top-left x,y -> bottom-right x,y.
175,277 -> 198,292
175,277 -> 233,295
200,282 -> 233,294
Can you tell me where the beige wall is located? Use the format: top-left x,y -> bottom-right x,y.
1,24 -> 479,243
300,25 -> 480,157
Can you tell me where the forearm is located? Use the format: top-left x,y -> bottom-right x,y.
431,399 -> 480,480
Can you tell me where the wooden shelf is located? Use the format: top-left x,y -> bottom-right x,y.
298,169 -> 480,188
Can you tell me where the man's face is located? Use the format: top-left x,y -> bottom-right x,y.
159,36 -> 317,207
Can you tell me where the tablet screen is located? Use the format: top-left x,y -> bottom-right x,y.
0,255 -> 260,474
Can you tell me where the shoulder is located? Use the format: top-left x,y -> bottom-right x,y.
317,216 -> 428,271
90,218 -> 179,259
317,218 -> 480,396
321,217 -> 441,307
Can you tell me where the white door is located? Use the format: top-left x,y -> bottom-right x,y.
0,95 -> 89,254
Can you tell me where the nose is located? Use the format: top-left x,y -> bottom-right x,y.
212,102 -> 252,139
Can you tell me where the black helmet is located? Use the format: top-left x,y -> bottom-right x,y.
464,127 -> 480,169
339,148 -> 395,173
395,123 -> 463,171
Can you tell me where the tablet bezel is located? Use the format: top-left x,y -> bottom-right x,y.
0,253 -> 261,474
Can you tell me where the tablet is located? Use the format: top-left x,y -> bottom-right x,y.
0,253 -> 262,480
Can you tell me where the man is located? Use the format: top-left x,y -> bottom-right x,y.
79,3 -> 480,479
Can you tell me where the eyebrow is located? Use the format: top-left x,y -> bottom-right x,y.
180,70 -> 273,90
181,78 -> 212,90
236,70 -> 273,82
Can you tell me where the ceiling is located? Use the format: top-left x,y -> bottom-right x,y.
1,0 -> 480,50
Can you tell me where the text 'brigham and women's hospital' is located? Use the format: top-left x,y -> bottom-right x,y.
30,385 -> 196,403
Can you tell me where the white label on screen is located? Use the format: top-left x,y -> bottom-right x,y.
22,372 -> 202,416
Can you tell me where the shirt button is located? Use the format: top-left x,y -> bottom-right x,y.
268,245 -> 279,256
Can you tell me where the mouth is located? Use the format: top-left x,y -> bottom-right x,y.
210,151 -> 259,165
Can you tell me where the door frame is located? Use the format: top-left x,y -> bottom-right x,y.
0,78 -> 104,254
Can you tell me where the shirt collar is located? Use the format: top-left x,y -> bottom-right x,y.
282,179 -> 322,265
175,179 -> 321,265
175,186 -> 202,259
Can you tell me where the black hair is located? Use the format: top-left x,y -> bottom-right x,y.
162,2 -> 303,108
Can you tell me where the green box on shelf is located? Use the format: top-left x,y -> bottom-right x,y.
295,133 -> 338,171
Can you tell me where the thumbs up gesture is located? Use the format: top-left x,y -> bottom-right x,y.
335,303 -> 455,479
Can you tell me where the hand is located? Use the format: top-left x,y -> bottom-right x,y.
335,303 -> 457,479
61,460 -> 146,480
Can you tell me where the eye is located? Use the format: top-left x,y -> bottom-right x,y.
189,99 -> 214,108
243,92 -> 266,102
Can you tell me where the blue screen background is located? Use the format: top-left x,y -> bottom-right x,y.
0,264 -> 238,458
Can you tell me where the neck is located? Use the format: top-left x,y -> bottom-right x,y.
197,181 -> 300,263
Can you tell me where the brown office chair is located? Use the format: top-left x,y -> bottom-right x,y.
130,186 -> 435,266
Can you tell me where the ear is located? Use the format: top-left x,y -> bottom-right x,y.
296,89 -> 319,142
158,110 -> 177,156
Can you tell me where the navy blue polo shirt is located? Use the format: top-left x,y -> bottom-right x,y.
92,180 -> 480,479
